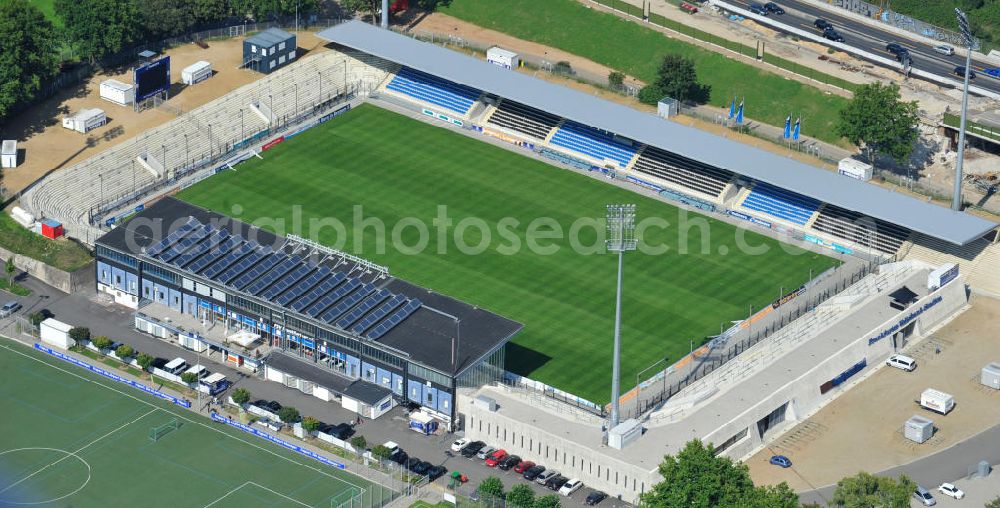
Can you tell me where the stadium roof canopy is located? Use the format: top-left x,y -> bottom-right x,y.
318,21 -> 997,246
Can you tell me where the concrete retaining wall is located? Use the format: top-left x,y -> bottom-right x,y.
0,245 -> 94,294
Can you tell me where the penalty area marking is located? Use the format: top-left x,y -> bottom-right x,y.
0,448 -> 92,505
203,481 -> 312,508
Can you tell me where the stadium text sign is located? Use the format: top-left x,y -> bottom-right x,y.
867,295 -> 943,346
726,209 -> 772,229
34,343 -> 192,408
210,412 -> 347,469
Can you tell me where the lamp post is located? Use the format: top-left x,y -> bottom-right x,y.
606,204 -> 636,429
240,109 -> 245,143
952,7 -> 976,211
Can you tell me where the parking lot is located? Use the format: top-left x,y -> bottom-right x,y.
748,295 -> 1000,492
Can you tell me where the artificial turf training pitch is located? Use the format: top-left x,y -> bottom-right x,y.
0,340 -> 385,507
178,104 -> 839,404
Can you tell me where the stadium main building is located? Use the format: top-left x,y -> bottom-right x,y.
94,197 -> 521,424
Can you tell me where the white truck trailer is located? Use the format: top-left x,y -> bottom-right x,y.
919,388 -> 955,415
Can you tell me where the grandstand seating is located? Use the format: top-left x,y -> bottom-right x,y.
22,49 -> 392,242
486,99 -> 561,140
904,233 -> 1000,293
810,205 -> 911,255
549,121 -> 638,167
632,146 -> 732,198
385,66 -> 481,115
741,182 -> 820,225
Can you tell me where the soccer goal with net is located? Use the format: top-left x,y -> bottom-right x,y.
149,418 -> 181,442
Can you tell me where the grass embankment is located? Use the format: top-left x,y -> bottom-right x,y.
439,0 -> 852,147
0,212 -> 92,272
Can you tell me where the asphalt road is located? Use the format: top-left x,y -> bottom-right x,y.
797,422 -> 1000,506
724,0 -> 1000,94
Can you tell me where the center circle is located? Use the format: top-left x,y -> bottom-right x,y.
0,447 -> 92,505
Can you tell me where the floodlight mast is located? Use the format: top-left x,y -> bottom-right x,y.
953,8 -> 975,211
606,204 -> 637,430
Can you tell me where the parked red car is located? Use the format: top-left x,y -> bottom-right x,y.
513,460 -> 536,474
485,449 -> 508,467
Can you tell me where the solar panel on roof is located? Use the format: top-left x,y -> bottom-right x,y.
172,229 -> 228,268
316,281 -> 372,321
367,299 -> 422,339
352,294 -> 406,335
221,247 -> 273,285
261,263 -> 313,301
203,241 -> 253,280
231,253 -> 284,291
277,266 -> 331,307
291,272 -> 346,312
336,290 -> 391,329
159,224 -> 213,263
244,255 -> 299,295
188,235 -> 241,274
145,218 -> 199,256
307,278 -> 362,317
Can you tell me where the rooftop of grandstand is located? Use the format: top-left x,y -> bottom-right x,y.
97,197 -> 522,374
317,21 -> 997,246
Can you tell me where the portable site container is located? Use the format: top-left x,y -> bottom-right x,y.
62,109 -> 106,133
487,47 -> 520,69
838,157 -> 873,181
182,61 -> 213,85
243,28 -> 296,74
100,79 -> 135,106
1,140 -> 17,168
982,362 -> 1000,390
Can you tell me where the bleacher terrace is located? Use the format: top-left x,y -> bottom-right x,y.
486,99 -> 561,140
632,146 -> 733,199
741,183 -> 821,226
386,66 -> 482,115
549,121 -> 638,167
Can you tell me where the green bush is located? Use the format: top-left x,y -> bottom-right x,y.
180,371 -> 199,384
277,406 -> 300,423
91,336 -> 113,350
230,387 -> 251,405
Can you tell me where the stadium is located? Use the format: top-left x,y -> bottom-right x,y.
14,18 -> 1000,502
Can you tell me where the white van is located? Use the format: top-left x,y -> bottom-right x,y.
184,364 -> 208,379
886,354 -> 916,372
163,357 -> 188,375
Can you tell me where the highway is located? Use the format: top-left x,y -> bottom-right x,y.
724,0 -> 1000,95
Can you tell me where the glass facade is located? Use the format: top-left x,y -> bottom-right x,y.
457,346 -> 506,389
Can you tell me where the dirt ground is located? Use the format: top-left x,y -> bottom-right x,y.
0,31 -> 330,197
746,295 -> 1000,492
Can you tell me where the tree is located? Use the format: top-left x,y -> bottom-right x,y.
136,352 -> 154,371
4,258 -> 14,288
190,0 -> 229,23
836,82 -> 919,168
277,406 -> 300,423
230,387 -> 251,405
986,495 -> 1000,508
180,371 -> 200,384
639,54 -> 709,105
115,344 -> 134,359
340,0 -> 380,23
478,476 -> 504,500
55,0 -> 140,62
608,71 -> 625,89
353,436 -> 372,453
69,327 -> 91,343
507,484 -> 535,508
139,0 -> 194,39
533,494 -> 561,508
0,0 -> 59,121
28,311 -> 46,327
301,416 -> 321,433
640,440 -> 798,508
91,336 -> 113,351
830,472 -> 915,508
372,445 -> 392,460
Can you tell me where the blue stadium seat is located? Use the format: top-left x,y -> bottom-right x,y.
386,67 -> 481,114
741,183 -> 820,225
549,122 -> 637,167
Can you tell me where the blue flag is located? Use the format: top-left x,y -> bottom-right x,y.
728,98 -> 736,120
736,98 -> 744,125
783,115 -> 791,139
793,117 -> 801,140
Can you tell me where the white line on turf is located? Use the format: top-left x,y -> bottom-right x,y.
0,342 -> 369,495
0,408 -> 157,496
203,481 -> 314,508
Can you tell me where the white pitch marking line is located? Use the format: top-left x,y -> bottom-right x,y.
0,342 -> 370,494
202,481 -> 313,508
0,408 -> 157,496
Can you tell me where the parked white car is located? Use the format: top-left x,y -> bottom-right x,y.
451,438 -> 471,452
938,483 -> 964,500
886,354 -> 916,372
559,478 -> 583,496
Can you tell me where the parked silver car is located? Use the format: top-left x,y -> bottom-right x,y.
0,301 -> 22,318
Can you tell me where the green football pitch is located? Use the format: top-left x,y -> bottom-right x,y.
0,340 -> 389,508
178,104 -> 839,404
